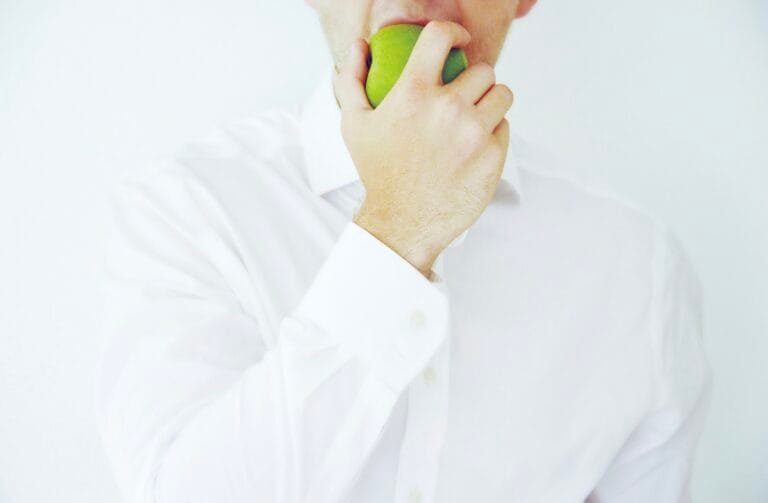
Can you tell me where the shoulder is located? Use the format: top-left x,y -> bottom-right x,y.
512,133 -> 675,259
512,135 -> 710,405
511,133 -> 703,310
515,134 -> 658,223
108,104 -> 308,220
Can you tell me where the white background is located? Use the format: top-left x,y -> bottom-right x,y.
1,1 -> 766,502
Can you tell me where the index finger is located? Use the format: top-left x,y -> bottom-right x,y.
402,21 -> 471,87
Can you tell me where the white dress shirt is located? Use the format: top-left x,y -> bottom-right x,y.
96,65 -> 713,503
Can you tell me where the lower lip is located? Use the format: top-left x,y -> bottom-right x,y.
375,18 -> 431,32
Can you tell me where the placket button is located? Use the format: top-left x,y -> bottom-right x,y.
422,366 -> 437,384
408,488 -> 423,503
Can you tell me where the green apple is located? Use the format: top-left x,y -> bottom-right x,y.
365,23 -> 469,108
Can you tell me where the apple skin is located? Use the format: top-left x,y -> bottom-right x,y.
365,23 -> 469,108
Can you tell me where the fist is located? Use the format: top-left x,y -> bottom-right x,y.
334,20 -> 514,278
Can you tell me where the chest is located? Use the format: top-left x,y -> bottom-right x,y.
429,226 -> 654,501
206,168 -> 655,501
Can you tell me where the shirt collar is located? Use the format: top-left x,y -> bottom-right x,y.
299,65 -> 524,201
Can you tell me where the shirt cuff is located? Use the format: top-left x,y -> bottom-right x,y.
294,220 -> 450,393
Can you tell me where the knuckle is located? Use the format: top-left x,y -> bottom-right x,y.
475,62 -> 496,83
404,74 -> 430,97
434,93 -> 464,123
439,90 -> 464,111
425,19 -> 446,31
495,84 -> 514,104
339,112 -> 357,133
424,20 -> 449,40
464,117 -> 487,144
496,83 -> 513,98
332,72 -> 344,91
335,71 -> 349,88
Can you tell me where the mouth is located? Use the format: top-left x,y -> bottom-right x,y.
373,17 -> 432,34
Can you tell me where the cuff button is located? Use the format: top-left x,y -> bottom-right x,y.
409,309 -> 427,328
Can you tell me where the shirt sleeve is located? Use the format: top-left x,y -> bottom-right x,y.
587,224 -> 714,503
94,171 -> 450,503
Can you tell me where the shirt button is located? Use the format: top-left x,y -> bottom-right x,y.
409,309 -> 426,328
408,488 -> 423,503
422,366 -> 437,384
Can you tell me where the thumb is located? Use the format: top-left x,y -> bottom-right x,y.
333,38 -> 373,112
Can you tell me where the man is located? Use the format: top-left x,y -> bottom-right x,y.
96,1 -> 713,502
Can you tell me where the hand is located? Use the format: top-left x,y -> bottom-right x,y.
334,20 -> 513,278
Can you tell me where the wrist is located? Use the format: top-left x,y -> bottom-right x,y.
353,204 -> 438,278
